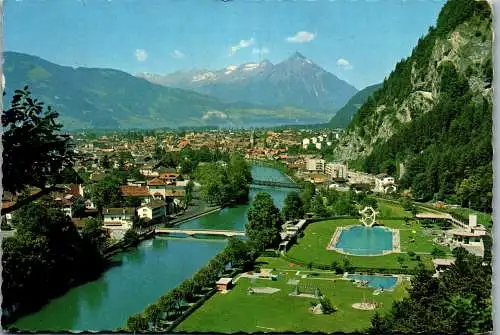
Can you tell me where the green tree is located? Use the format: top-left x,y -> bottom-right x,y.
311,196 -> 329,218
246,192 -> 283,251
81,217 -> 107,252
184,180 -> 194,206
122,229 -> 139,246
71,198 -> 86,218
144,303 -> 162,330
100,154 -> 112,169
282,191 -> 305,221
319,296 -> 336,314
227,153 -> 252,204
126,313 -> 149,332
2,87 -> 75,212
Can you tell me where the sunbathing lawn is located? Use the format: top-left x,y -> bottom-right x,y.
176,274 -> 409,333
286,219 -> 450,269
377,199 -> 412,218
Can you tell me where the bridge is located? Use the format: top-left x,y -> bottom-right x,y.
251,179 -> 302,189
154,228 -> 245,237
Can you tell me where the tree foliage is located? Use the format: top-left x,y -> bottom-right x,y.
2,200 -> 106,325
282,191 -> 305,221
2,87 -> 75,194
370,248 -> 492,333
246,192 -> 283,250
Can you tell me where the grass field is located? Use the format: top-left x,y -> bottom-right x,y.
176,272 -> 409,333
377,199 -> 412,218
286,218 -> 450,270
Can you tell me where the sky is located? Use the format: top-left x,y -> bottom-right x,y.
4,0 -> 445,89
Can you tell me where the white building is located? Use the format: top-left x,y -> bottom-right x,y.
103,207 -> 136,230
311,137 -> 318,144
306,158 -> 325,173
446,215 -> 487,257
315,142 -> 322,150
373,173 -> 396,193
302,138 -> 310,149
325,163 -> 347,179
137,201 -> 167,221
317,135 -> 324,142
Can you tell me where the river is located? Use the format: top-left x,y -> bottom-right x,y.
11,165 -> 293,331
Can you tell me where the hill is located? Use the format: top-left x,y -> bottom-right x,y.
328,83 -> 382,128
3,52 -> 331,129
333,0 -> 492,212
138,52 -> 358,113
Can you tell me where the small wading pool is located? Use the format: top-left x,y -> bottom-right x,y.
334,225 -> 393,255
347,274 -> 398,290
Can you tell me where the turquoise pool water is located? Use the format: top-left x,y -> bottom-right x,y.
348,274 -> 397,289
334,225 -> 393,255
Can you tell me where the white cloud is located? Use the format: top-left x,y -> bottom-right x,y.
171,49 -> 185,59
336,58 -> 353,70
286,31 -> 316,43
229,37 -> 255,56
135,49 -> 148,62
252,47 -> 270,56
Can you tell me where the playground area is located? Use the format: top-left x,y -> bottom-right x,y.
176,269 -> 409,333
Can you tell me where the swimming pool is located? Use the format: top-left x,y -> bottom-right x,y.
333,225 -> 393,255
347,274 -> 398,290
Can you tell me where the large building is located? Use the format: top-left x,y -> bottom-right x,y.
325,163 -> 347,179
305,158 -> 325,173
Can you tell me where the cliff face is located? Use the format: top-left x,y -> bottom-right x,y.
334,0 -> 492,162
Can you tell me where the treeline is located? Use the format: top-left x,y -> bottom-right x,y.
194,154 -> 252,206
3,199 -> 108,326
125,238 -> 256,332
153,145 -> 231,175
283,185 -> 377,221
370,247 -> 492,334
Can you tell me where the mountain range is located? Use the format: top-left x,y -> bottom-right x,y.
3,51 -> 357,130
137,52 -> 358,113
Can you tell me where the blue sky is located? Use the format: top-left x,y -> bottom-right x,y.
5,0 -> 445,89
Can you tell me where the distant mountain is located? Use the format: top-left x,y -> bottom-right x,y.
3,52 -> 331,129
328,83 -> 382,128
137,52 -> 358,113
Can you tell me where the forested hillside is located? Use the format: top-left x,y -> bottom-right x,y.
328,83 -> 382,128
334,0 -> 492,212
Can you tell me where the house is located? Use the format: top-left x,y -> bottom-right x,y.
120,185 -> 151,204
216,278 -> 233,292
432,258 -> 455,278
102,207 -> 136,229
373,173 -> 396,193
315,142 -> 322,150
140,163 -> 159,177
159,172 -> 182,183
137,200 -> 167,221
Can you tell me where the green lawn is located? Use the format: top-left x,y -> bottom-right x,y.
377,199 -> 412,218
176,274 -> 409,333
286,219 -> 449,270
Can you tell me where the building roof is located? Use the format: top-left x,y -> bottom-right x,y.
103,207 -> 136,215
216,277 -> 233,285
432,258 -> 455,267
416,213 -> 452,220
147,178 -> 167,186
165,189 -> 185,197
449,229 -> 487,237
139,200 -> 165,209
120,185 -> 151,197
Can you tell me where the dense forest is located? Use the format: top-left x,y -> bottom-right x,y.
344,0 -> 492,212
